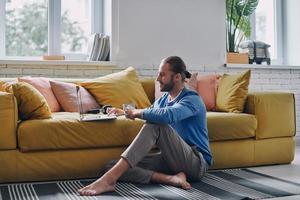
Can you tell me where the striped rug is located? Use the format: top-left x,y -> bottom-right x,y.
1,169 -> 300,200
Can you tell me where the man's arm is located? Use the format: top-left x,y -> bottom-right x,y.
125,109 -> 143,120
128,95 -> 201,123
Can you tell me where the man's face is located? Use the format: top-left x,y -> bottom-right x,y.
156,62 -> 176,92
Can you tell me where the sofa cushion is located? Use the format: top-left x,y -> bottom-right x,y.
197,74 -> 221,111
17,111 -> 257,151
207,112 -> 257,141
18,77 -> 61,112
140,79 -> 155,104
0,81 -> 6,92
50,80 -> 100,113
81,67 -> 151,109
216,69 -> 251,113
17,112 -> 145,152
12,82 -> 52,120
0,80 -> 14,93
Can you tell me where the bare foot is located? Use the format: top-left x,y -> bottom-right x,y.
78,175 -> 116,196
169,172 -> 192,190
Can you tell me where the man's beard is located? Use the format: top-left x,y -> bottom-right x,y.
160,78 -> 175,92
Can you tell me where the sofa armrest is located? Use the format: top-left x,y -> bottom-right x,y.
0,92 -> 18,149
244,92 -> 296,139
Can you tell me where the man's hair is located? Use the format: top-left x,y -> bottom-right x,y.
163,56 -> 191,81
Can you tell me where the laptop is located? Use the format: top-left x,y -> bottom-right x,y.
76,85 -> 117,121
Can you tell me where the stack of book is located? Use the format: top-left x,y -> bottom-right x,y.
87,33 -> 110,61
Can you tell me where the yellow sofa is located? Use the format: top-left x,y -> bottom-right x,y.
0,78 -> 296,183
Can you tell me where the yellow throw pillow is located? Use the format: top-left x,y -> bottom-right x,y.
216,69 -> 251,113
0,81 -> 12,92
0,81 -> 5,92
81,67 -> 151,109
12,82 -> 52,120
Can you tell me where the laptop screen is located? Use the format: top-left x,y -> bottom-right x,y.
76,85 -> 84,117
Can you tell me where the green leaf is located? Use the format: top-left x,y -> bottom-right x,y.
239,16 -> 251,37
236,0 -> 259,17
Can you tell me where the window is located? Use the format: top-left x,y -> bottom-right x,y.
1,0 -> 48,57
250,0 -> 283,64
61,0 -> 90,54
0,0 -> 103,59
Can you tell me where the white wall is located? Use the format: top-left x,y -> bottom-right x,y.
109,0 -> 226,67
283,0 -> 300,66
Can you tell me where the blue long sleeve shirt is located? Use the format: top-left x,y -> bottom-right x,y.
142,87 -> 212,166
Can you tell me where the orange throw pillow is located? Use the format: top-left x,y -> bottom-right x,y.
18,77 -> 61,112
50,80 -> 100,113
197,74 -> 220,111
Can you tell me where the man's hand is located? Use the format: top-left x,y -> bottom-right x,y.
107,107 -> 125,116
125,109 -> 143,120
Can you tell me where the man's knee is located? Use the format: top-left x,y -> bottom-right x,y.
141,123 -> 173,139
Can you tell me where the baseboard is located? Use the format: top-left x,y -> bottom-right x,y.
296,136 -> 300,146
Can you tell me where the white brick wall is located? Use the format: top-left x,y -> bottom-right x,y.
83,69 -> 114,77
0,62 -> 298,135
23,68 -> 54,76
0,63 -> 116,78
0,68 -> 23,76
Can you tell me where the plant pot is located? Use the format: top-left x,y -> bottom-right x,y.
227,52 -> 249,64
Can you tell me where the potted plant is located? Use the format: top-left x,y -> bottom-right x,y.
226,0 -> 259,63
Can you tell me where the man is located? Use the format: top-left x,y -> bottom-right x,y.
79,56 -> 212,196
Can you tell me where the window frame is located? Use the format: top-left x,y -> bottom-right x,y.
0,0 -> 5,58
0,0 -> 103,59
250,0 -> 283,65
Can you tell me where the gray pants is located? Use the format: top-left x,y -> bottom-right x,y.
101,123 -> 208,183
